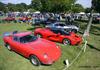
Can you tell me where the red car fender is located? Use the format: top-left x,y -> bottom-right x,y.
27,49 -> 52,64
26,49 -> 43,58
34,28 -> 55,38
34,28 -> 44,36
3,36 -> 13,44
65,33 -> 82,45
3,36 -> 16,50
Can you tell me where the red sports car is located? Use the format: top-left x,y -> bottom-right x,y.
3,31 -> 61,66
34,28 -> 82,45
3,17 -> 15,21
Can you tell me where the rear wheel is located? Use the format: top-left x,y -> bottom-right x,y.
36,34 -> 42,38
29,55 -> 41,66
62,39 -> 70,45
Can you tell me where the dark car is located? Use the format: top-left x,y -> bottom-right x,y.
46,22 -> 79,33
93,15 -> 100,23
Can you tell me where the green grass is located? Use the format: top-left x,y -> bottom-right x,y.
0,22 -> 100,70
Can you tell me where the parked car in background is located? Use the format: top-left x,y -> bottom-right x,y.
3,31 -> 61,66
93,15 -> 100,23
34,28 -> 82,45
46,22 -> 79,33
3,16 -> 16,21
18,16 -> 31,23
0,11 -> 4,16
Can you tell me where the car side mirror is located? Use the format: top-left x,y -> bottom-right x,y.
57,33 -> 61,36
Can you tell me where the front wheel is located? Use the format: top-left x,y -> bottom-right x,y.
71,29 -> 77,33
5,44 -> 11,51
62,39 -> 70,45
29,55 -> 41,66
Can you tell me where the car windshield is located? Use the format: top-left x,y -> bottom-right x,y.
51,28 -> 70,35
59,24 -> 66,26
20,35 -> 37,43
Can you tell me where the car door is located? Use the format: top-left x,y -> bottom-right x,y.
55,24 -> 61,28
48,29 -> 61,41
8,36 -> 20,52
10,36 -> 29,57
53,30 -> 65,42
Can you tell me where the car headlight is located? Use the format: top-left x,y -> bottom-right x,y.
75,27 -> 79,30
56,45 -> 59,48
46,26 -> 48,27
43,53 -> 48,59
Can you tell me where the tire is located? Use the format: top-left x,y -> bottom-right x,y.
71,29 -> 77,33
5,44 -> 11,51
62,39 -> 70,45
29,55 -> 41,66
36,34 -> 42,38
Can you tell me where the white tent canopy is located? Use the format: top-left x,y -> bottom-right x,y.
34,11 -> 40,14
79,12 -> 85,15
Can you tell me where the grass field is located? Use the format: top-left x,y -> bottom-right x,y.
0,22 -> 100,70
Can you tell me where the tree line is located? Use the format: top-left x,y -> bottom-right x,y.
0,0 -> 84,13
0,2 -> 29,13
0,0 -> 100,13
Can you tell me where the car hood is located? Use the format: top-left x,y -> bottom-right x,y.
64,25 -> 78,28
26,38 -> 59,52
26,38 -> 61,58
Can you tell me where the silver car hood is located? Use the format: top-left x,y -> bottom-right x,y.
64,25 -> 79,29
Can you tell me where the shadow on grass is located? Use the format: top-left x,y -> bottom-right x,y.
78,31 -> 84,34
27,27 -> 35,31
91,32 -> 100,36
87,44 -> 100,52
27,25 -> 43,31
91,25 -> 100,31
90,25 -> 100,36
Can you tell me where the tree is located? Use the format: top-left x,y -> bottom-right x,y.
15,3 -> 28,12
92,0 -> 100,13
31,0 -> 77,13
0,2 -> 7,13
85,8 -> 91,13
28,8 -> 36,13
40,0 -> 51,12
31,0 -> 42,11
49,0 -> 77,13
72,4 -> 85,13
0,2 -> 29,12
7,3 -> 16,12
49,0 -> 73,13
83,0 -> 94,37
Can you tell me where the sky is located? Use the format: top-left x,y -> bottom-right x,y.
0,0 -> 31,5
0,0 -> 92,8
76,0 -> 92,8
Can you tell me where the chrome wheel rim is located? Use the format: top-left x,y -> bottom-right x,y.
31,58 -> 37,65
63,39 -> 69,45
37,34 -> 42,38
7,45 -> 11,50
